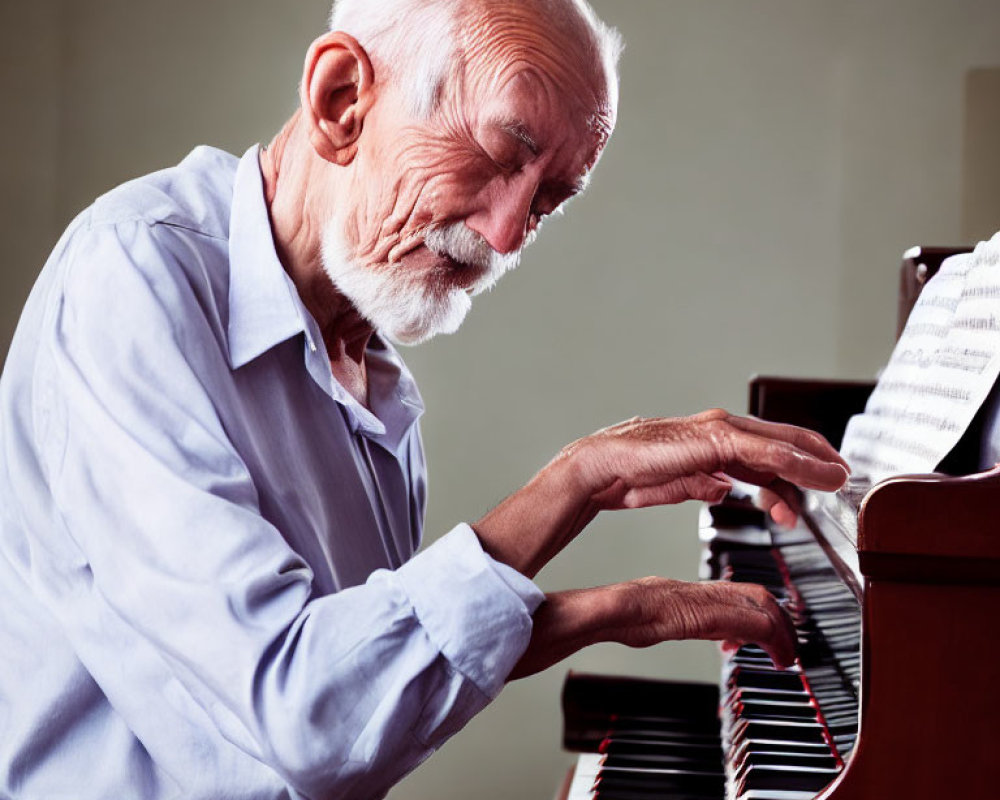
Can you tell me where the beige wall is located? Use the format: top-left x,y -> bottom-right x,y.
2,2 -> 998,798
963,68 -> 1000,242
0,2 -> 61,349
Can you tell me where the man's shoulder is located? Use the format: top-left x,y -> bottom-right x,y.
88,146 -> 240,241
37,148 -> 246,364
58,146 -> 244,323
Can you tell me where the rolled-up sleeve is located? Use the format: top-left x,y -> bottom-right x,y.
32,220 -> 542,799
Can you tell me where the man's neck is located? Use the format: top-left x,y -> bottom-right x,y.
259,115 -> 375,407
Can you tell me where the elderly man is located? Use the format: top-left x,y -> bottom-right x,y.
0,0 -> 848,798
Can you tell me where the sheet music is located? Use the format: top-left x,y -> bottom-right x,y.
841,233 -> 1000,483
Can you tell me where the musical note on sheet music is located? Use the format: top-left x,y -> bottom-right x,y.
840,233 -> 1000,484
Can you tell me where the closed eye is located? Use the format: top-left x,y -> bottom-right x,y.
501,122 -> 540,157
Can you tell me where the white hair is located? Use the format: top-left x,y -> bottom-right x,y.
329,0 -> 459,118
329,0 -> 623,118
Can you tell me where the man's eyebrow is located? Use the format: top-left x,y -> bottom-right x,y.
493,119 -> 592,196
499,120 -> 540,155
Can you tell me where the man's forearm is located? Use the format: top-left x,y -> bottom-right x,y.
472,447 -> 599,578
507,585 -> 624,680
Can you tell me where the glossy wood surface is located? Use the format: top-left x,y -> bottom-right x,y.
749,376 -> 875,450
859,467 -> 1000,561
819,570 -> 999,799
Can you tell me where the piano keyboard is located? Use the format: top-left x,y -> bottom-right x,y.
563,511 -> 861,800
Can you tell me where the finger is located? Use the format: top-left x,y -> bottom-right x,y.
754,484 -> 801,528
703,582 -> 797,669
591,414 -> 846,501
617,579 -> 796,669
759,601 -> 797,669
726,416 -> 850,471
621,473 -> 732,509
768,499 -> 798,528
738,597 -> 796,670
722,431 -> 849,492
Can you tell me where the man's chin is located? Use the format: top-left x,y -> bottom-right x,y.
320,221 -> 477,346
379,289 -> 472,346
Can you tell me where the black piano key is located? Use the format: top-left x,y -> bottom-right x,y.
594,769 -> 726,796
601,731 -> 722,747
602,739 -> 722,758
707,501 -> 767,529
604,753 -> 723,772
739,765 -> 840,793
596,790 -> 719,800
734,738 -> 835,757
601,715 -> 720,732
729,669 -> 806,691
727,687 -> 811,703
736,721 -> 828,745
735,700 -> 819,721
736,751 -> 839,771
826,722 -> 859,737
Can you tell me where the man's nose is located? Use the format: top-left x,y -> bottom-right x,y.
464,176 -> 537,255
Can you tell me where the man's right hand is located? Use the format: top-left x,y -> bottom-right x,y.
473,408 -> 849,578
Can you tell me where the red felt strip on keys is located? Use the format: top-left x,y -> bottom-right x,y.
771,547 -> 846,770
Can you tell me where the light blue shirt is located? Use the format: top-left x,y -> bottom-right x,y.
0,145 -> 544,800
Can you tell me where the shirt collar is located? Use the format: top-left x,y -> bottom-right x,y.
226,144 -> 424,452
363,336 -> 426,451
227,144 -> 307,370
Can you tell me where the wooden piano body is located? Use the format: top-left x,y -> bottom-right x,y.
557,246 -> 1000,799
752,389 -> 1000,799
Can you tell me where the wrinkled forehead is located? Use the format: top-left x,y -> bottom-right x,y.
454,1 -> 615,137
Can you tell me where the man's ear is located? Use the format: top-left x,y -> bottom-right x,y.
300,32 -> 376,166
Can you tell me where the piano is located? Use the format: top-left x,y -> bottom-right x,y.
555,245 -> 1000,800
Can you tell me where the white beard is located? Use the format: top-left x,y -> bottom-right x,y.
320,217 -> 530,345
